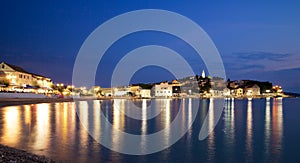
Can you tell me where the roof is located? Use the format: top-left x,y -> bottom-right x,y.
2,61 -> 49,79
3,62 -> 31,74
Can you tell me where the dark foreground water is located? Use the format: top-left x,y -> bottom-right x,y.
0,98 -> 300,162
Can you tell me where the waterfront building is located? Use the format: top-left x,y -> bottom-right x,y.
273,85 -> 283,93
113,88 -> 129,97
0,61 -> 53,89
235,87 -> 244,97
0,71 -> 6,91
171,80 -> 181,96
101,88 -> 113,96
154,82 -> 172,97
0,70 -> 6,78
0,70 -> 7,86
210,89 -> 224,97
223,88 -> 231,96
129,85 -> 141,96
245,84 -> 261,96
34,75 -> 53,89
140,89 -> 151,98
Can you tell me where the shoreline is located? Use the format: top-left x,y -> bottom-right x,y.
0,97 -> 101,108
0,98 -> 76,108
0,95 -> 292,108
0,144 -> 59,163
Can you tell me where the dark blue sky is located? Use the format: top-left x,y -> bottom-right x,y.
1,1 -> 300,92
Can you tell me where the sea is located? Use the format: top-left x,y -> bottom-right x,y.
0,98 -> 300,162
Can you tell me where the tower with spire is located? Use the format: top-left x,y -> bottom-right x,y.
201,70 -> 206,78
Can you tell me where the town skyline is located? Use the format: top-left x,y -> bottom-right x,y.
1,1 -> 300,93
0,60 -> 291,95
0,61 -> 286,100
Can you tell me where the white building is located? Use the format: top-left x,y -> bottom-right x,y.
223,88 -> 231,96
154,82 -> 172,97
113,88 -> 129,97
210,89 -> 224,97
140,89 -> 151,98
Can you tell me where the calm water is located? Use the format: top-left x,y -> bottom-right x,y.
0,98 -> 300,162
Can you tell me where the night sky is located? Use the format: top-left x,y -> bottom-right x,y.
1,1 -> 300,92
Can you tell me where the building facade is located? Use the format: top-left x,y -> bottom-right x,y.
101,88 -> 113,96
223,88 -> 231,96
140,89 -> 151,98
245,84 -> 261,96
235,88 -> 244,97
0,62 -> 53,88
113,89 -> 128,97
154,82 -> 173,97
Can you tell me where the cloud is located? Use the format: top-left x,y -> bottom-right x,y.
223,51 -> 300,80
237,64 -> 265,70
232,51 -> 291,61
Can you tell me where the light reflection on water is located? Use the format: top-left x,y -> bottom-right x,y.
207,99 -> 215,161
271,98 -> 283,161
246,99 -> 253,159
223,98 -> 235,161
0,98 -> 289,162
3,106 -> 20,146
265,98 -> 271,159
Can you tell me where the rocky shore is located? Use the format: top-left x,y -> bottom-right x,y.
0,144 -> 59,163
